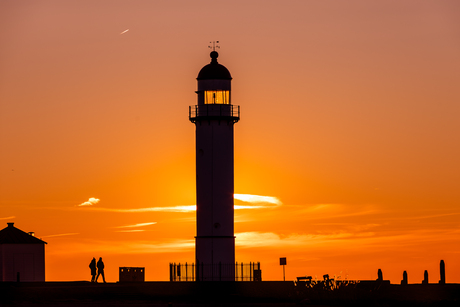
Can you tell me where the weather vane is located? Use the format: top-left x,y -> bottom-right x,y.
208,41 -> 220,51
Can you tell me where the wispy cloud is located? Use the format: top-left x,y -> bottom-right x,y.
235,231 -> 366,248
234,194 -> 282,206
115,230 -> 145,233
114,222 -> 157,228
76,194 -> 282,213
48,239 -> 194,255
78,198 -> 100,207
84,205 -> 196,213
293,204 -> 380,220
41,233 -> 79,238
120,29 -> 129,35
0,216 -> 15,220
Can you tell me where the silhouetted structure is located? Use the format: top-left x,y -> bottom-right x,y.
423,270 -> 429,284
377,269 -> 383,281
0,223 -> 46,282
119,267 -> 145,282
189,48 -> 240,281
401,270 -> 408,285
439,259 -> 445,284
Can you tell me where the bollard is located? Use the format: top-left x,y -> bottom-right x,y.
439,260 -> 445,284
377,269 -> 383,281
422,270 -> 428,284
401,271 -> 408,285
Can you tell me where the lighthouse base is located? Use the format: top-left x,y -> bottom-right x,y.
195,236 -> 235,281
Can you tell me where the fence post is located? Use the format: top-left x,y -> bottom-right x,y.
241,262 -> 243,281
185,262 -> 188,281
235,262 -> 238,281
174,263 -> 177,282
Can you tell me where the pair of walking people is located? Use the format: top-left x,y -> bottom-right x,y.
89,257 -> 106,283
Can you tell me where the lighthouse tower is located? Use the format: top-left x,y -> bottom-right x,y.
189,50 -> 239,281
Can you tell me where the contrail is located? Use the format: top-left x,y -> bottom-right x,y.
120,29 -> 129,35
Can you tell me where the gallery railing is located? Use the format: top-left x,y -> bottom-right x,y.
189,105 -> 240,123
169,262 -> 261,282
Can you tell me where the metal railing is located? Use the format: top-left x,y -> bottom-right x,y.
169,262 -> 261,282
189,105 -> 240,123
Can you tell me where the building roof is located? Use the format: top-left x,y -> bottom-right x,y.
0,223 -> 47,244
197,51 -> 232,80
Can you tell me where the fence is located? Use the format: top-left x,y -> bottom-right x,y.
169,262 -> 261,282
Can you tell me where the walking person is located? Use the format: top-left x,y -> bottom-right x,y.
89,257 -> 97,282
96,257 -> 106,283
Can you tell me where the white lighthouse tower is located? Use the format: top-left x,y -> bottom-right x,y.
189,50 -> 239,281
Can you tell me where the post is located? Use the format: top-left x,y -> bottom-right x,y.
235,262 -> 238,280
439,260 -> 446,284
401,271 -> 408,285
377,269 -> 383,281
185,262 -> 188,281
280,257 -> 287,281
423,270 -> 428,284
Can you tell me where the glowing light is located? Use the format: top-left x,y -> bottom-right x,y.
78,198 -> 100,207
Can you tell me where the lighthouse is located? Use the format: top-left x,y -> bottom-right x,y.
189,50 -> 239,281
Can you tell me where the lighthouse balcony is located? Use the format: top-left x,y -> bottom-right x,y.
189,104 -> 240,123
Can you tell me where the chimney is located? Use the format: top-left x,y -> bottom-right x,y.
7,222 -> 14,227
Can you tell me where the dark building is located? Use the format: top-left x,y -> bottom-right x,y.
0,223 -> 47,281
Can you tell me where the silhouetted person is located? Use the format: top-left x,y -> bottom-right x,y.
89,257 -> 96,282
439,260 -> 446,284
422,270 -> 429,284
96,257 -> 106,283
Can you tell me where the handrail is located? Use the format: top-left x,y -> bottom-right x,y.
189,105 -> 240,123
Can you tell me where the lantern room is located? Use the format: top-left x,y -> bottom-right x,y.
190,51 -> 239,123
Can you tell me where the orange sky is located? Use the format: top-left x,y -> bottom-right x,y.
1,0 -> 459,283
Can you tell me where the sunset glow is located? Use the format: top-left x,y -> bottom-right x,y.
1,0 -> 459,284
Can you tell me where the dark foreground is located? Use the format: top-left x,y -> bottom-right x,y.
1,281 -> 459,307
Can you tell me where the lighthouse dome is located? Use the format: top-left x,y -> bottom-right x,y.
197,51 -> 232,80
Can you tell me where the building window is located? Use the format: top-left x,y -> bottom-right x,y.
204,90 -> 230,104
